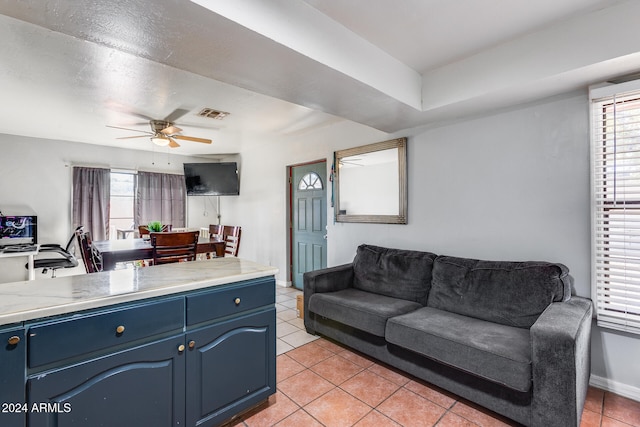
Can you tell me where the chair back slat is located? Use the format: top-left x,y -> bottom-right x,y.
150,231 -> 198,265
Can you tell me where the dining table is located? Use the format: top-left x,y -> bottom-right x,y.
92,236 -> 226,271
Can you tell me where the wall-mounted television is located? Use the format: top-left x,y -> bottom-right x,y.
0,215 -> 37,245
183,162 -> 240,196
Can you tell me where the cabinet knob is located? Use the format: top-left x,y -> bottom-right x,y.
178,344 -> 186,353
7,336 -> 20,345
234,297 -> 241,305
116,325 -> 125,334
188,340 -> 196,349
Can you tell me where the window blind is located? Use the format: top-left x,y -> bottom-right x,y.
592,84 -> 640,335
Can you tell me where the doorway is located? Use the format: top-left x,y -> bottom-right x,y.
289,160 -> 327,289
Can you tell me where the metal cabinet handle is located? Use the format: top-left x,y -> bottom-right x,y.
178,344 -> 186,353
116,325 -> 125,334
7,336 -> 20,345
188,340 -> 196,349
234,298 -> 241,305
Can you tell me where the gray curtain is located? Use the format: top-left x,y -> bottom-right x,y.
135,171 -> 186,229
72,167 -> 110,241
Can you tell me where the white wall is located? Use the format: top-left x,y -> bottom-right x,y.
1,91 -> 639,397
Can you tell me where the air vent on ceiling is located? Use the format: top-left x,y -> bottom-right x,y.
198,108 -> 230,120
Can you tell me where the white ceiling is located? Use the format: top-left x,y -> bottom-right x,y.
0,0 -> 637,156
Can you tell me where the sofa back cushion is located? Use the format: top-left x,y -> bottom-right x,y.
428,256 -> 573,328
353,244 -> 436,305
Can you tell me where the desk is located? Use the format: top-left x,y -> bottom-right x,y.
0,245 -> 39,280
92,237 -> 225,271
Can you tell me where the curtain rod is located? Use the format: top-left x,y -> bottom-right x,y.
64,163 -> 184,175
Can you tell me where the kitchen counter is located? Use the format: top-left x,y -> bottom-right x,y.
0,257 -> 278,325
0,257 -> 279,427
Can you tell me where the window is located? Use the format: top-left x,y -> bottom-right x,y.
591,81 -> 640,335
73,169 -> 186,241
298,172 -> 323,190
109,171 -> 135,240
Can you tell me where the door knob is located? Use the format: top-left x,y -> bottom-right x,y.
7,336 -> 20,345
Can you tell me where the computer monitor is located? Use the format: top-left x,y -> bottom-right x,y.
0,215 -> 37,246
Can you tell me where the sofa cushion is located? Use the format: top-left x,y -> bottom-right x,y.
353,244 -> 437,305
428,256 -> 572,328
308,288 -> 422,337
386,307 -> 532,392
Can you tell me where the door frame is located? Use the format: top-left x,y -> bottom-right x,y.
286,159 -> 327,287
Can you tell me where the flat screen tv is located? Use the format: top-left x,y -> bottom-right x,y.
183,162 -> 240,196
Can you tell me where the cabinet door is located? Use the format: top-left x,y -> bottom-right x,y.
186,308 -> 276,427
0,326 -> 26,427
28,335 -> 185,427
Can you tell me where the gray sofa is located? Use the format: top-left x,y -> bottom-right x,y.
303,244 -> 592,427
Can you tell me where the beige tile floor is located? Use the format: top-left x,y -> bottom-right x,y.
275,285 -> 317,355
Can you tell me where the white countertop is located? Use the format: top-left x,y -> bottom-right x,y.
0,257 -> 279,325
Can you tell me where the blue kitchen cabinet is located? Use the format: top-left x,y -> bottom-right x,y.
0,325 -> 26,427
185,308 -> 276,427
27,334 -> 186,427
14,275 -> 276,427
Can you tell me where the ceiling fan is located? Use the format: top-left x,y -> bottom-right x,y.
107,119 -> 212,148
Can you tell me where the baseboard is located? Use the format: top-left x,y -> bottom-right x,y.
276,280 -> 290,288
590,374 -> 640,401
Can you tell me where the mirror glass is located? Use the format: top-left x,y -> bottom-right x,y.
335,138 -> 407,224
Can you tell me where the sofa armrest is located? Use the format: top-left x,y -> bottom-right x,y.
530,296 -> 593,427
303,263 -> 354,334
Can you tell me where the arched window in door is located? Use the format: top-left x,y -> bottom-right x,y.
298,172 -> 324,190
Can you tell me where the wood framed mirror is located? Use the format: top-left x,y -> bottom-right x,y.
334,137 -> 407,224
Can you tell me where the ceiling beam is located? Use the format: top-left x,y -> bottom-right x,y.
190,0 -> 423,111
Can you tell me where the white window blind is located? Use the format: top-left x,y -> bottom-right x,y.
591,82 -> 640,335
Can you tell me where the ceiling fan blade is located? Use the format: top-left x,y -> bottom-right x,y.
168,137 -> 180,148
163,108 -> 190,123
116,135 -> 151,140
107,125 -> 151,134
161,125 -> 182,135
104,101 -> 154,122
173,135 -> 212,144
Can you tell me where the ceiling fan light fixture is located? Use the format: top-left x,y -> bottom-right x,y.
151,135 -> 170,146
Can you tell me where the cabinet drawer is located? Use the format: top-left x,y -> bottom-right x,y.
28,297 -> 184,368
186,277 -> 275,326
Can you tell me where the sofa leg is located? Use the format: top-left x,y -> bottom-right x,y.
305,327 -> 317,335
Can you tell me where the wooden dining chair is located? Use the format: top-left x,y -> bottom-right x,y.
150,231 -> 199,265
205,224 -> 224,259
221,225 -> 241,257
209,224 -> 223,240
75,228 -> 103,273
